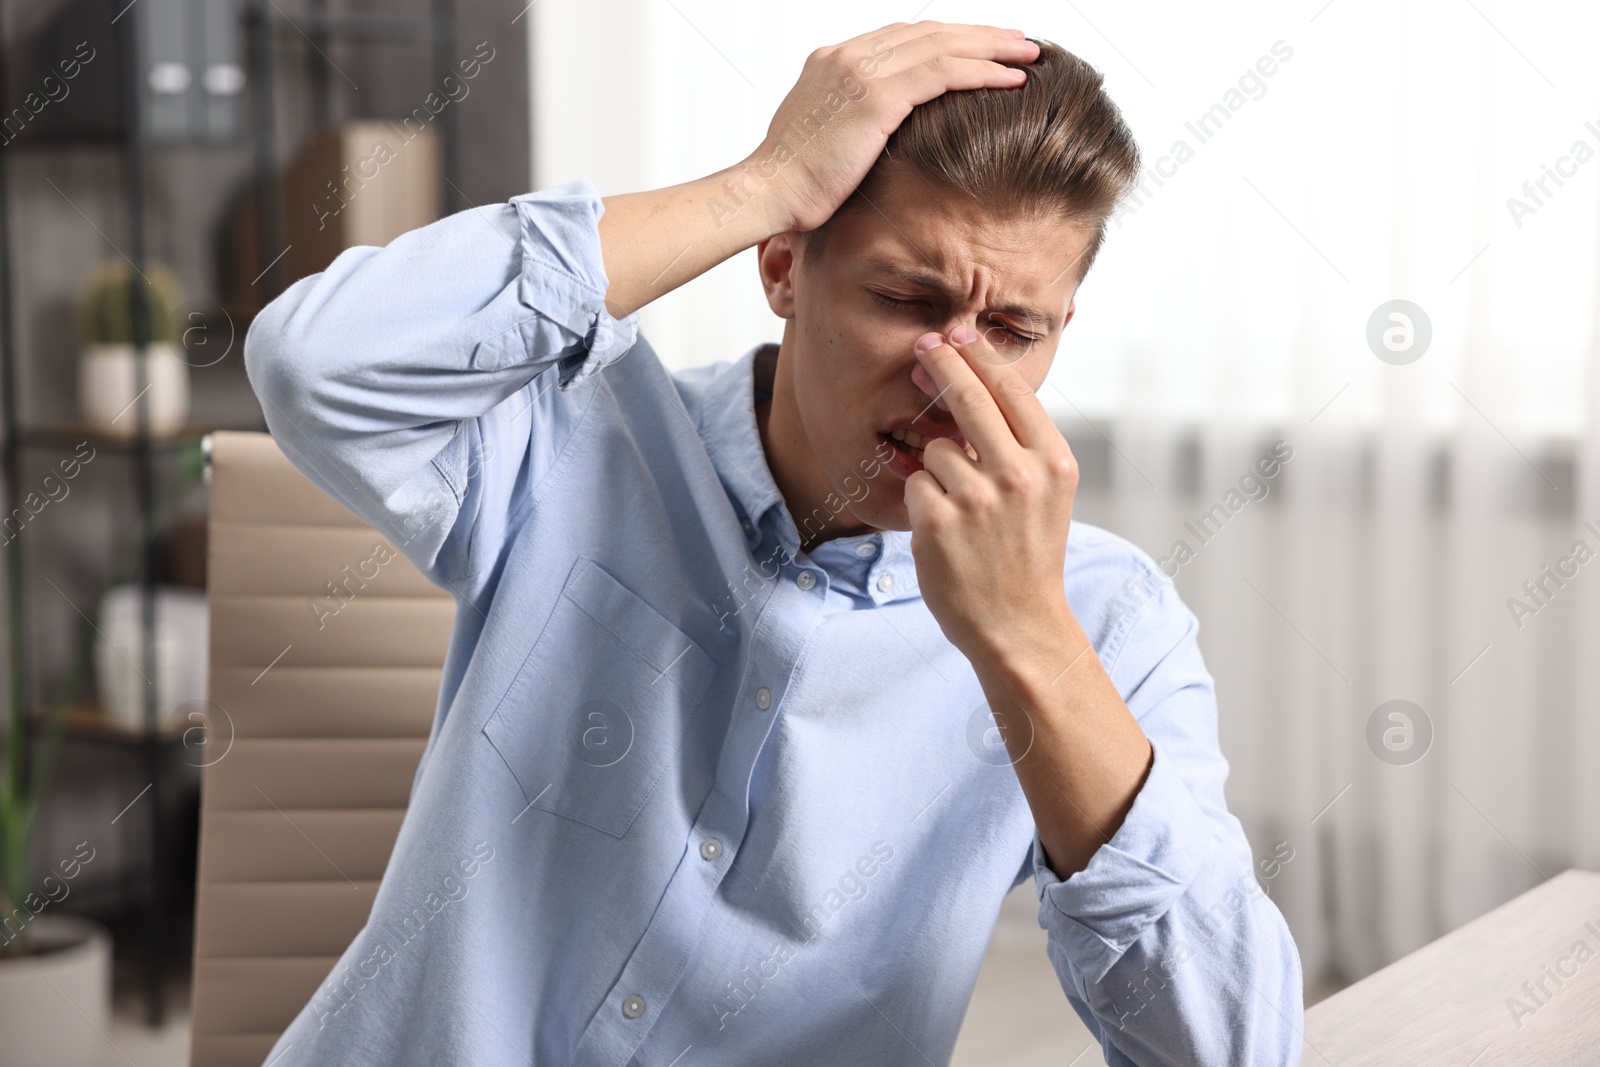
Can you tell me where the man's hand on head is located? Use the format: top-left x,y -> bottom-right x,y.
758,23 -> 1038,235
596,23 -> 1038,321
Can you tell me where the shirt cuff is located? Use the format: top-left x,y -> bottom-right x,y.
1032,737 -> 1214,984
509,178 -> 641,392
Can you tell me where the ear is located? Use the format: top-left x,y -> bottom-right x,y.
757,233 -> 800,320
1062,297 -> 1076,330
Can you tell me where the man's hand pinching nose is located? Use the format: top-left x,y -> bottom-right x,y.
900,325 -> 1081,665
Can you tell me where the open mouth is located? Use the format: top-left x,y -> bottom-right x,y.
883,431 -> 927,461
882,428 -> 975,465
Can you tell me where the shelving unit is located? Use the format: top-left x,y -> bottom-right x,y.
247,0 -> 462,297
0,0 -> 461,1029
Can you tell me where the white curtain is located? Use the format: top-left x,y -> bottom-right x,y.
528,0 -> 1600,988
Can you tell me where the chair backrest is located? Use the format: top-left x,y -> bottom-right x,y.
189,431 -> 454,1067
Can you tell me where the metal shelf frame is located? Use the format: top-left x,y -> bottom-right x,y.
0,0 -> 460,1029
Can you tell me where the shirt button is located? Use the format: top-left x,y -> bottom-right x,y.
854,541 -> 877,557
877,573 -> 895,593
622,994 -> 645,1019
741,518 -> 753,532
700,838 -> 723,861
755,687 -> 772,710
796,569 -> 817,590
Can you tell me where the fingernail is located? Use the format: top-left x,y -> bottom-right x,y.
915,332 -> 944,353
950,324 -> 977,345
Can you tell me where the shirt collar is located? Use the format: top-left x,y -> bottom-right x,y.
694,342 -> 920,604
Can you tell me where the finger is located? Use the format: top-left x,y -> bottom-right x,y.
911,360 -> 949,412
945,325 -> 1060,452
915,432 -> 984,495
847,22 -> 1029,54
894,56 -> 1032,107
871,28 -> 1039,84
909,371 -> 981,462
913,331 -> 1017,464
903,466 -> 958,527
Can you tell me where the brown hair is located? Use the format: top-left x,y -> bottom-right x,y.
797,37 -> 1140,283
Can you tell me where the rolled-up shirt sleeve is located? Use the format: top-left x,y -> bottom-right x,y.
242,178 -> 639,593
1028,563 -> 1305,1066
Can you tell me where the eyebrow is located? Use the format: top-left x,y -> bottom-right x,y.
859,256 -> 1063,333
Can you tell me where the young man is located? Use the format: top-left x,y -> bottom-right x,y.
246,22 -> 1303,1067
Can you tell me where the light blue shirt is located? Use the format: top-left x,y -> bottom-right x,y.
244,178 -> 1304,1067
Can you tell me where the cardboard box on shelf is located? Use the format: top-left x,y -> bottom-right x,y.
283,121 -> 442,286
219,121 -> 442,320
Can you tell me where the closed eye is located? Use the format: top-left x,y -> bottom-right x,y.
868,291 -> 1039,347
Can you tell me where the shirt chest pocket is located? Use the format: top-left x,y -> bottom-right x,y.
482,556 -> 716,838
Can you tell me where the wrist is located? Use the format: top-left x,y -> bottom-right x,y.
710,148 -> 802,242
972,599 -> 1085,694
598,161 -> 782,319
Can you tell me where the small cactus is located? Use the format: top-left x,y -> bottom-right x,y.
76,259 -> 186,345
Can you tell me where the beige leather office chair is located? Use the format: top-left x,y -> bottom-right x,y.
189,431 -> 455,1066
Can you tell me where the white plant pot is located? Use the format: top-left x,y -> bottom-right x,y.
79,342 -> 190,437
95,583 -> 210,732
0,913 -> 113,1067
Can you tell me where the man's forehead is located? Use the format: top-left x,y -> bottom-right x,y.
856,252 -> 1071,332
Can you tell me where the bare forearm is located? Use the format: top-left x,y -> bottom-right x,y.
971,604 -> 1153,879
597,159 -> 789,320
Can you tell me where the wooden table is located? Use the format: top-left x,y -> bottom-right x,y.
1301,869 -> 1600,1065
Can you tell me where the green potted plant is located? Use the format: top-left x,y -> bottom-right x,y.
76,259 -> 190,438
0,594 -> 111,1064
0,440 -> 208,1061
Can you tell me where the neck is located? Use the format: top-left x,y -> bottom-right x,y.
754,336 -> 872,554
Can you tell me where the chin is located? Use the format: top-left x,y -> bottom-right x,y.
856,496 -> 911,533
